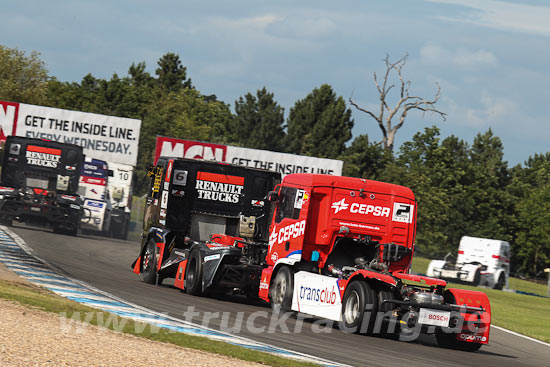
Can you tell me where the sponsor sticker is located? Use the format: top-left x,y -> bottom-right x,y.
204,254 -> 221,262
393,203 -> 414,223
458,333 -> 487,343
331,198 -> 391,218
161,190 -> 169,209
195,171 -> 244,203
172,170 -> 188,186
291,271 -> 342,321
269,220 -> 306,249
418,308 -> 450,327
25,145 -> 61,168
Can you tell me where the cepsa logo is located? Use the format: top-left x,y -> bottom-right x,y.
299,284 -> 338,304
25,145 -> 61,168
269,220 -> 306,248
195,171 -> 244,203
331,198 -> 390,218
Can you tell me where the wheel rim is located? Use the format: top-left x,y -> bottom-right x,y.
344,290 -> 360,324
274,274 -> 287,305
142,248 -> 152,270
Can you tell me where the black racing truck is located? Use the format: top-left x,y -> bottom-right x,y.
0,136 -> 85,235
132,157 -> 280,296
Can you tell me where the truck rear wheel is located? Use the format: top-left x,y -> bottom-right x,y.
142,239 -> 158,284
377,289 -> 400,339
270,266 -> 293,314
435,330 -> 482,352
185,249 -> 204,296
494,273 -> 505,290
341,280 -> 377,334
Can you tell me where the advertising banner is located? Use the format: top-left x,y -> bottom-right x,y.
155,136 -> 343,177
0,101 -> 141,166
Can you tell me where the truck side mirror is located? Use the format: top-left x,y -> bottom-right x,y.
146,166 -> 155,177
267,191 -> 279,202
108,169 -> 114,177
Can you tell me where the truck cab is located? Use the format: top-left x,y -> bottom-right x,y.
427,236 -> 510,290
0,136 -> 84,235
132,157 -> 280,293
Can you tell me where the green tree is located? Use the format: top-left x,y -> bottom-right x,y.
286,84 -> 353,158
0,45 -> 49,104
230,87 -> 285,151
155,52 -> 192,91
386,127 -> 473,257
134,88 -> 233,193
515,185 -> 550,276
466,129 -> 513,242
341,134 -> 393,179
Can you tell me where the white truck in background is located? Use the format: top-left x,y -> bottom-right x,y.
427,236 -> 510,290
78,157 -> 112,235
106,162 -> 133,240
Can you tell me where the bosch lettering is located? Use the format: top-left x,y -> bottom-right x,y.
299,285 -> 338,304
428,314 -> 449,322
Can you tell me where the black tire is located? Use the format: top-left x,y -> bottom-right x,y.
0,216 -> 12,227
472,268 -> 481,286
340,280 -> 378,334
269,266 -> 294,314
67,225 -> 78,236
185,249 -> 204,296
377,289 -> 400,338
494,273 -> 506,290
435,330 -> 483,352
141,239 -> 158,284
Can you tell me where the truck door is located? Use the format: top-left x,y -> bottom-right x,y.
143,160 -> 167,232
267,186 -> 308,265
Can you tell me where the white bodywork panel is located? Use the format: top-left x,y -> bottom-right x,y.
291,271 -> 343,321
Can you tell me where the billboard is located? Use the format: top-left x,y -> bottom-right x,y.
154,136 -> 343,177
0,101 -> 141,166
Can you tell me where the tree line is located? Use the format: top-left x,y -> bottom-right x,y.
1,45 -> 548,278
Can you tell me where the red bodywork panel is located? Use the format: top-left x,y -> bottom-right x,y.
156,242 -> 165,272
393,272 -> 447,287
259,266 -> 274,302
173,259 -> 188,290
208,234 -> 245,248
133,256 -> 141,275
446,288 -> 492,344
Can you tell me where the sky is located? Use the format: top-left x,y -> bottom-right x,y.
2,0 -> 550,167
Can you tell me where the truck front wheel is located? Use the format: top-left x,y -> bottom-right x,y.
185,249 -> 204,296
341,280 -> 377,334
142,239 -> 158,284
270,266 -> 293,314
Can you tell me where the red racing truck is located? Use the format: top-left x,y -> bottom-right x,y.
133,159 -> 491,351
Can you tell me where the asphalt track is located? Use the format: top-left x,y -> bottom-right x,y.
10,224 -> 550,367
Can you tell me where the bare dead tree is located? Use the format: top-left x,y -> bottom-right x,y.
349,54 -> 447,151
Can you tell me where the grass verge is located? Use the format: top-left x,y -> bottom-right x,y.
411,256 -> 550,343
0,279 -> 318,367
